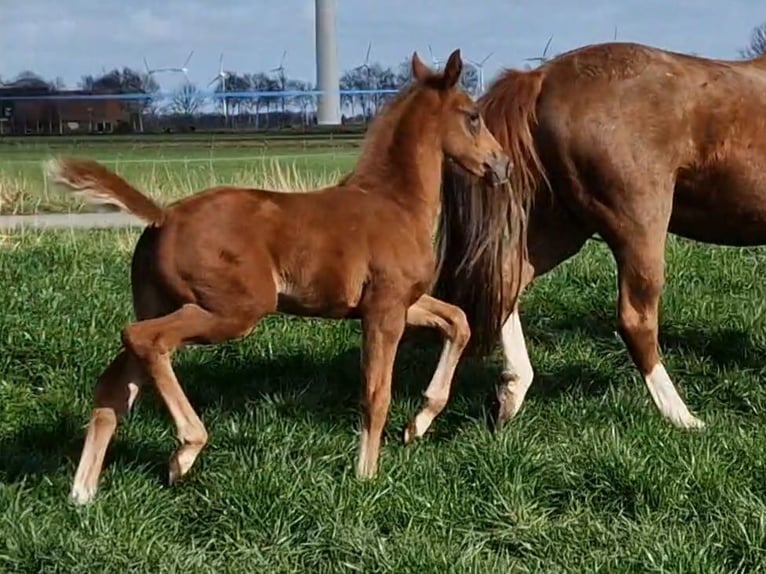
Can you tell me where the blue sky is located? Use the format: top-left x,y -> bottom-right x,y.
1,0 -> 762,91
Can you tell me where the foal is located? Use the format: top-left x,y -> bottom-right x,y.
47,49 -> 510,504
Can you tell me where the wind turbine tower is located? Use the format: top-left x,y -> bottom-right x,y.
315,0 -> 340,125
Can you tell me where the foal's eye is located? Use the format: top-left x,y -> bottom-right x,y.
466,110 -> 480,131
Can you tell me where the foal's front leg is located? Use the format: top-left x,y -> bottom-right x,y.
356,307 -> 406,479
402,294 -> 471,443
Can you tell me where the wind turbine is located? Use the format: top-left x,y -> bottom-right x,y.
428,44 -> 444,69
207,52 -> 229,120
524,35 -> 554,66
352,42 -> 375,118
467,51 -> 493,95
143,50 -> 194,84
270,50 -> 288,115
353,41 -> 373,86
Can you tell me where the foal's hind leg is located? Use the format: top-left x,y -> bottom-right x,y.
70,274 -> 167,504
401,295 -> 470,443
122,303 -> 267,485
70,351 -> 147,504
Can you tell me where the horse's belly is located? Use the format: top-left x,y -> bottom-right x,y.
670,174 -> 766,245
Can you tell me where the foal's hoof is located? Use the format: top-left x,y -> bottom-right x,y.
673,413 -> 706,431
402,421 -> 419,445
168,460 -> 185,486
70,484 -> 97,506
355,463 -> 379,481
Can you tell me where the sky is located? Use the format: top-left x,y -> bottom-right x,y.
1,0 -> 762,93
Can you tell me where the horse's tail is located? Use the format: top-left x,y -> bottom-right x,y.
433,68 -> 547,355
45,157 -> 166,226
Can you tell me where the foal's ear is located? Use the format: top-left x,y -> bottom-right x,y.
411,51 -> 431,82
443,49 -> 463,88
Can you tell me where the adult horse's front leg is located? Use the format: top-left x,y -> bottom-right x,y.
596,174 -> 704,429
495,306 -> 535,430
494,199 -> 591,429
613,239 -> 704,429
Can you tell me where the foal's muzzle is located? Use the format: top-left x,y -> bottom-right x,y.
483,151 -> 512,186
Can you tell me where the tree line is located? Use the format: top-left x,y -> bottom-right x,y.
4,22 -> 765,122
1,55 -> 479,122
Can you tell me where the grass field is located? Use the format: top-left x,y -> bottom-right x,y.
0,136 -> 360,214
3,226 -> 766,572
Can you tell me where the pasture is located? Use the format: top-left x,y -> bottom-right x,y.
0,135 -> 359,214
2,136 -> 766,571
3,229 -> 766,570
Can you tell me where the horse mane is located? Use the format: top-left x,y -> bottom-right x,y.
432,67 -> 548,355
346,81 -> 422,190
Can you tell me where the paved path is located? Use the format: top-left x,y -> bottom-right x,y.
0,212 -> 144,230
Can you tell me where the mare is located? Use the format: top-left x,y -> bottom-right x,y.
434,41 -> 766,430
46,49 -> 511,504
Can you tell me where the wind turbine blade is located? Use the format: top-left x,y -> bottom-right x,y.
480,51 -> 494,65
365,41 -> 372,64
280,49 -> 287,67
613,25 -> 618,41
183,50 -> 194,68
542,35 -> 553,58
143,56 -> 151,73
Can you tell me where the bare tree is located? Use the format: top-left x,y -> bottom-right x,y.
80,68 -> 159,131
171,83 -> 204,116
741,22 -> 766,58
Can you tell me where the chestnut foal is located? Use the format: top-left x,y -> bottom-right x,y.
47,49 -> 510,504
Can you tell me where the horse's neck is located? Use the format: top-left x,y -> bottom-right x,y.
351,111 -> 443,224
744,53 -> 766,69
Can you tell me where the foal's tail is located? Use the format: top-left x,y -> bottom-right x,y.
45,157 -> 166,226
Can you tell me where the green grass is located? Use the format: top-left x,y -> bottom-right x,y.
2,229 -> 766,572
0,137 -> 359,214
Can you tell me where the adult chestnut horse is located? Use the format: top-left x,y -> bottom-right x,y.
47,49 -> 511,504
434,41 -> 766,431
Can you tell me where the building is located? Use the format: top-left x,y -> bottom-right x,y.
0,83 -> 131,135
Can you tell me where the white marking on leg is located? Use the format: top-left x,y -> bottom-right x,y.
356,427 -> 373,479
498,311 -> 534,420
127,382 -> 140,410
645,363 -> 704,429
407,340 -> 453,441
